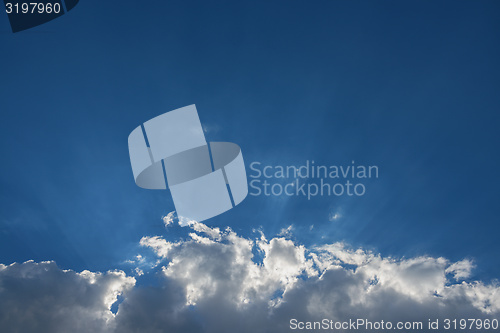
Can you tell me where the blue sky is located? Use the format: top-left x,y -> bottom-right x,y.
1,1 -> 500,331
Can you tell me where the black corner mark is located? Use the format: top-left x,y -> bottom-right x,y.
64,0 -> 77,11
4,0 -> 79,33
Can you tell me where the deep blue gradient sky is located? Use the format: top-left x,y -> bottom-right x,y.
1,0 -> 499,282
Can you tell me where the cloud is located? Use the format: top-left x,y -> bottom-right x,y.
135,221 -> 500,331
0,260 -> 135,333
139,236 -> 174,258
446,258 -> 475,280
162,211 -> 176,227
277,225 -> 294,237
1,220 -> 499,332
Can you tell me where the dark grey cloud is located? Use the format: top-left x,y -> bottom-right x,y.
0,260 -> 134,333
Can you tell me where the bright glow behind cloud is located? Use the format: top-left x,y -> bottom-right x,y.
1,217 -> 499,333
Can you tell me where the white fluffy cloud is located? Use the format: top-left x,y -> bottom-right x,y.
130,218 -> 500,332
1,219 -> 499,332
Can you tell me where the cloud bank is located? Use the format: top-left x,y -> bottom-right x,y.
0,260 -> 135,333
1,218 -> 499,332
